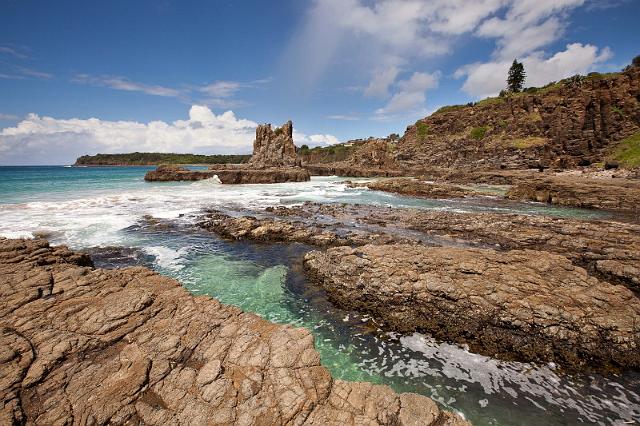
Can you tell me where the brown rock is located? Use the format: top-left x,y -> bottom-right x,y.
0,238 -> 467,425
304,244 -> 640,371
506,175 -> 640,212
349,178 -> 493,199
250,120 -> 300,168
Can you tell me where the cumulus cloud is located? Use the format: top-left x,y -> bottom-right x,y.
376,71 -> 439,117
0,106 -> 339,165
476,0 -> 585,59
455,43 -> 612,98
293,130 -> 340,147
287,0 -> 608,114
0,106 -> 258,165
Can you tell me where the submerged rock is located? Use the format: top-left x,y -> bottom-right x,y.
0,238 -> 467,425
304,244 -> 640,371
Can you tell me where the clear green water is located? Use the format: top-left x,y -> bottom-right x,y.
1,166 -> 639,425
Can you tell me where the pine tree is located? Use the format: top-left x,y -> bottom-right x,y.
507,59 -> 526,93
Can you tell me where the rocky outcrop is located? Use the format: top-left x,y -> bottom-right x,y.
397,68 -> 640,170
250,121 -> 300,168
348,178 -> 495,199
145,121 -> 310,184
304,244 -> 640,371
0,238 -> 467,425
506,175 -> 640,212
198,211 -> 408,246
305,164 -> 404,178
204,165 -> 310,184
262,203 -> 640,292
144,165 -> 217,182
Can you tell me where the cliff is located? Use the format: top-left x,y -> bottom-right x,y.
397,68 -> 640,170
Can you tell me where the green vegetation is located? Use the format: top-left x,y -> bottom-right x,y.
434,104 -> 465,115
274,127 -> 284,136
609,132 -> 640,167
75,152 -> 251,166
470,126 -> 487,140
611,106 -> 626,118
298,143 -> 355,162
475,97 -> 504,107
415,121 -> 430,141
507,59 -> 526,92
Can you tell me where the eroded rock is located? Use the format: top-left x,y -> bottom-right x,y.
303,244 -> 640,371
0,238 -> 467,425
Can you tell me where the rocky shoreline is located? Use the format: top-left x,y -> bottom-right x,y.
0,237 -> 468,425
196,202 -> 640,371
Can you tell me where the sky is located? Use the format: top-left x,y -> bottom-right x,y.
0,0 -> 638,165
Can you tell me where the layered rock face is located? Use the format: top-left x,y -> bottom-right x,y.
304,244 -> 640,371
0,238 -> 467,425
250,120 -> 300,168
397,68 -> 640,170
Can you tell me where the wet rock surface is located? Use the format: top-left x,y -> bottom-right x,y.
347,178 -> 495,199
206,166 -> 310,184
303,244 -> 640,371
198,210 -> 411,246
0,237 -> 468,425
506,175 -> 640,212
144,165 -> 217,182
231,202 -> 640,293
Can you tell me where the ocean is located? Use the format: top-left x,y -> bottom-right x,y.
0,165 -> 638,425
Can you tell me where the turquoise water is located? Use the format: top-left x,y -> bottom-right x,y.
1,166 -> 638,425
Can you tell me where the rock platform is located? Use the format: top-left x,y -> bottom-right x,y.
0,237 -> 467,425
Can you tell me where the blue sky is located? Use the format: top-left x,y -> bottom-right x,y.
1,0 -> 638,164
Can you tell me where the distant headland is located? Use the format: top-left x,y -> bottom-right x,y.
74,152 -> 251,166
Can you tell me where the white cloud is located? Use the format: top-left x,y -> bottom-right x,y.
0,106 -> 339,165
0,45 -> 29,59
72,74 -> 182,97
476,0 -> 585,59
376,71 -> 439,116
287,0 -> 606,114
364,66 -> 400,98
326,114 -> 360,121
293,130 -> 340,147
455,43 -> 613,98
0,64 -> 52,80
0,113 -> 19,120
72,74 -> 271,108
198,81 -> 242,98
0,106 -> 257,165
